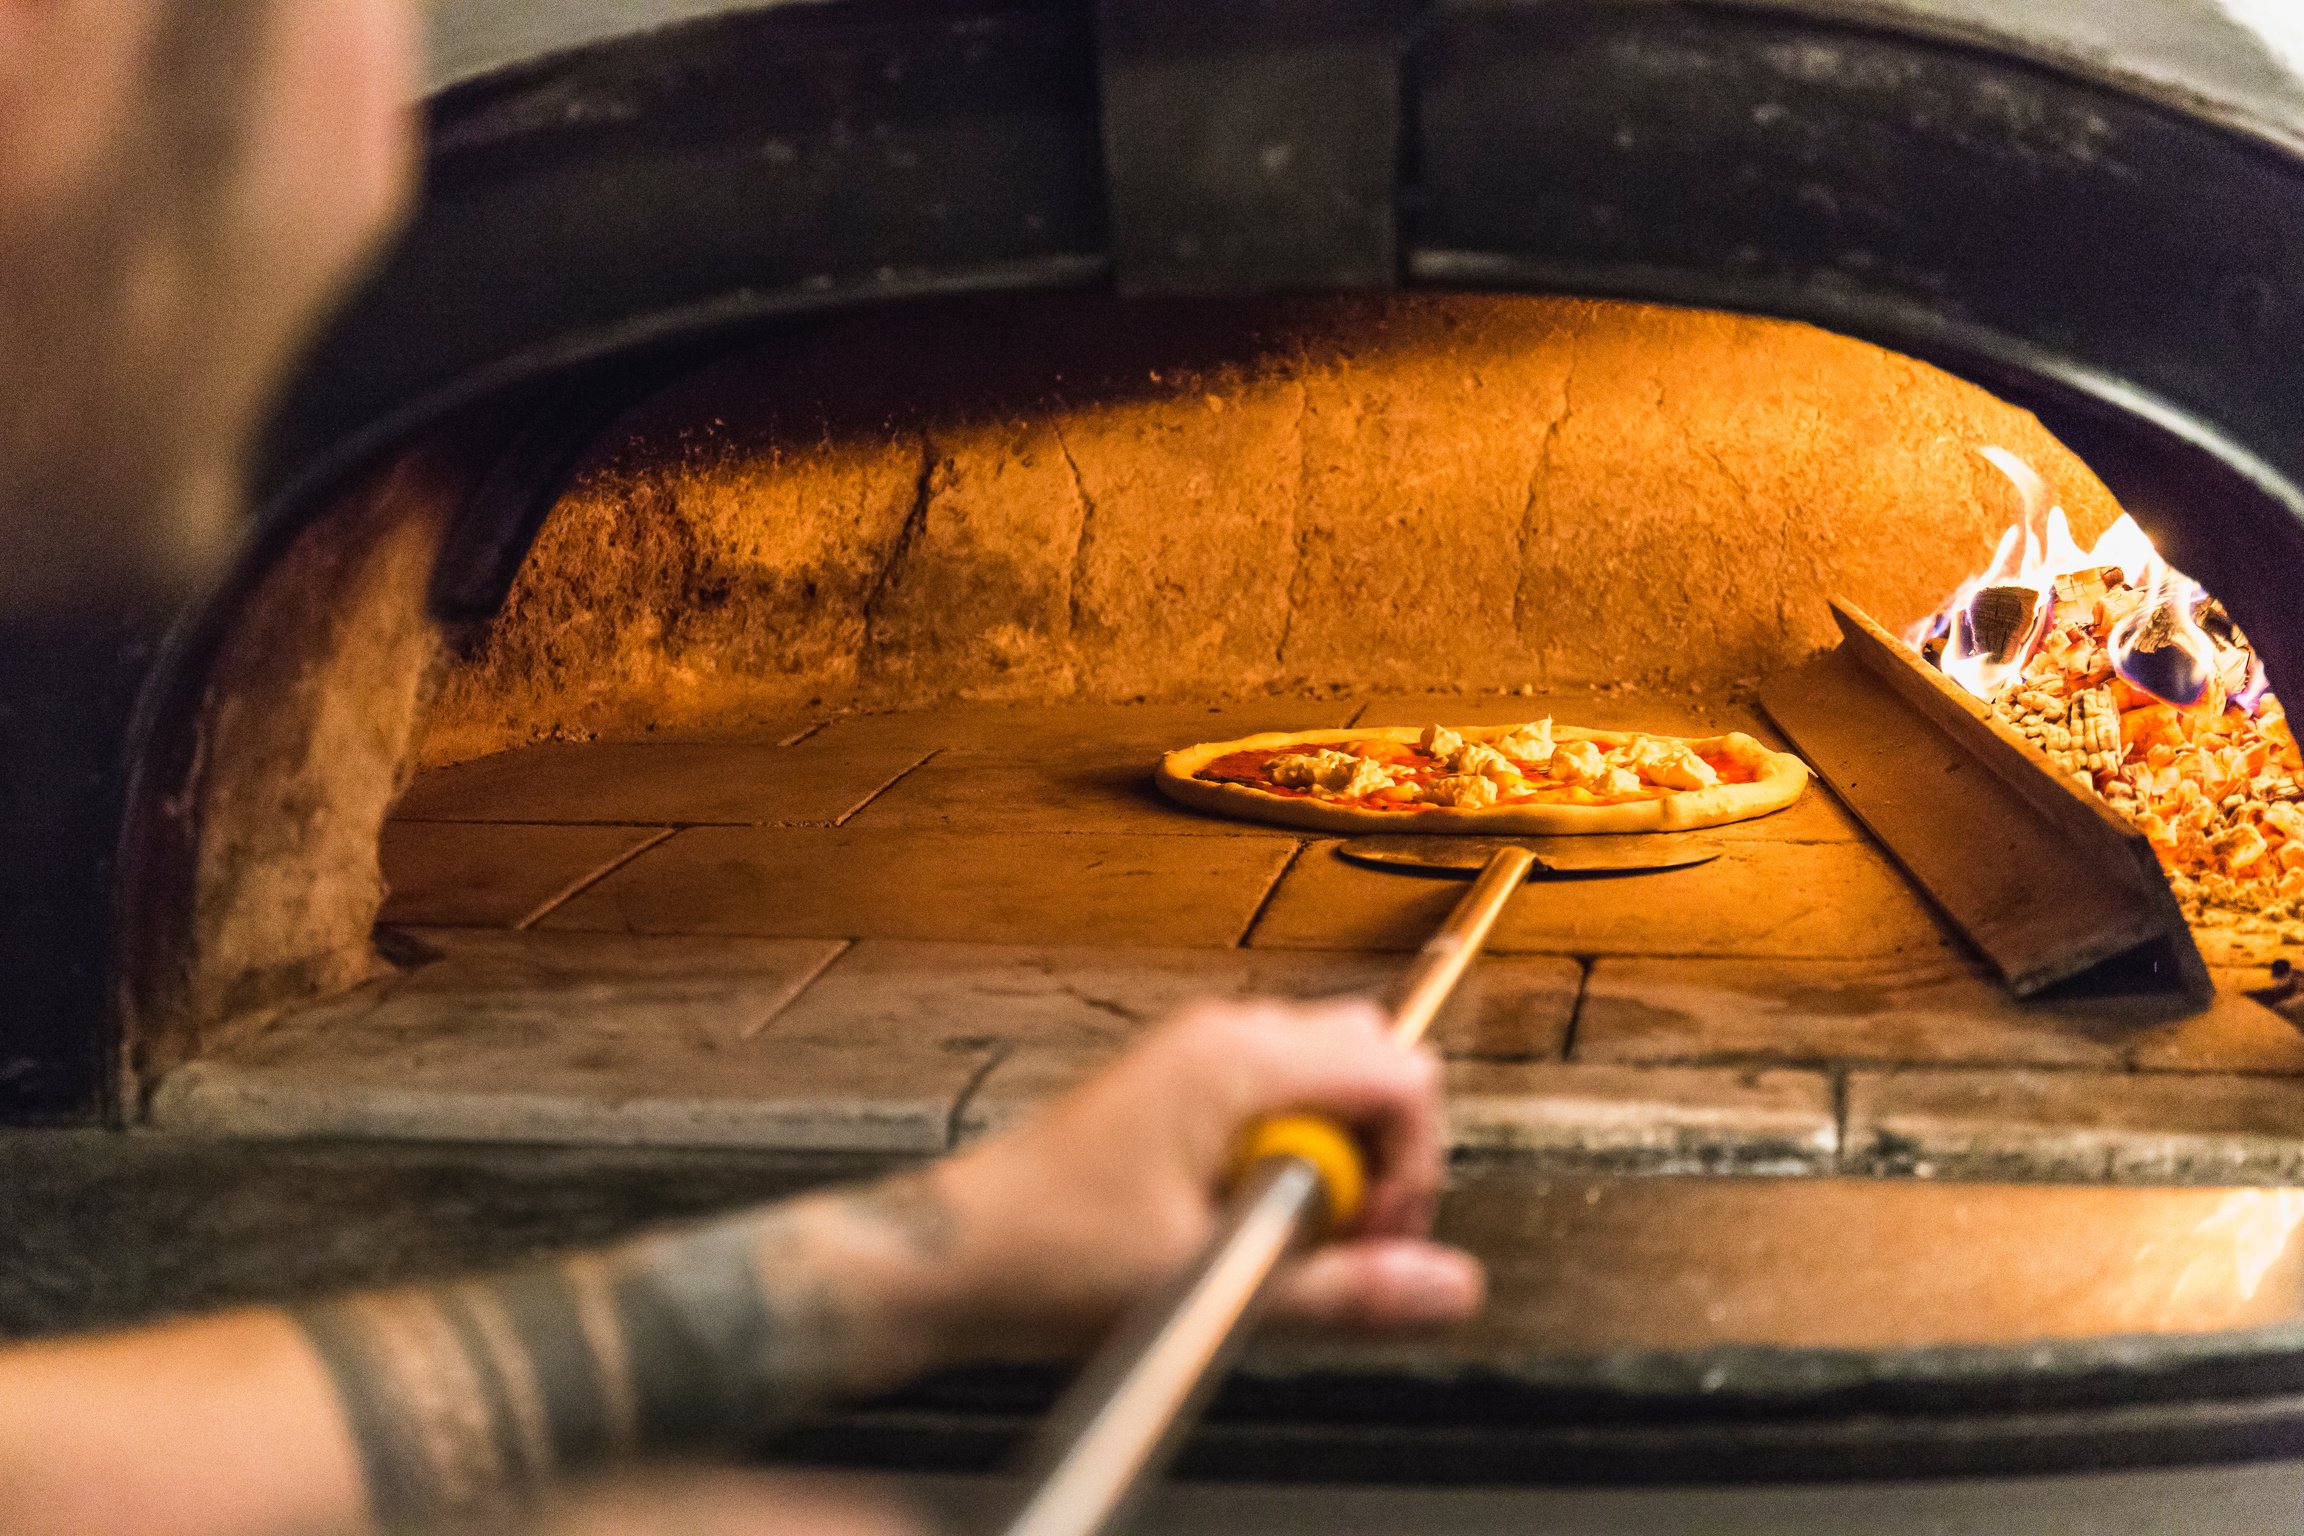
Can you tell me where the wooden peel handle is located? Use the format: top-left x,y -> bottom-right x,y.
1000,844 -> 1536,1536
1226,840 -> 1539,1234
1386,842 -> 1541,1049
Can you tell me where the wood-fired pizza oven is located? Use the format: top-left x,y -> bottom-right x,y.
125,285 -> 2304,1176
19,0 -> 2304,1488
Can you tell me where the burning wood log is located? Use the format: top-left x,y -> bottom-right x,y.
1965,584 -> 2041,666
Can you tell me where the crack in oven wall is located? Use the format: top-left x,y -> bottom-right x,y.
119,289 -> 2304,1184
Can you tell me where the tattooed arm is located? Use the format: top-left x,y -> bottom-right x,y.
0,999 -> 1477,1535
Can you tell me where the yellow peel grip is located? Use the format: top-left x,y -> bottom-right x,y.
1229,1113 -> 1367,1235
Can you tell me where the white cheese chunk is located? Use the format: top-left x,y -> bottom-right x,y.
1496,718 -> 1556,766
1625,737 -> 1719,792
1418,724 -> 1463,759
1423,774 -> 1499,809
1448,742 -> 1518,782
1598,766 -> 1645,798
1274,748 -> 1392,797
1549,739 -> 1611,788
1269,751 -> 1336,788
1331,758 -> 1393,799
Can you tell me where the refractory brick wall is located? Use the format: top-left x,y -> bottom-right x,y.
420,294 -> 2123,765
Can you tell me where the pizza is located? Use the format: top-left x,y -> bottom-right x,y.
1156,719 -> 1808,835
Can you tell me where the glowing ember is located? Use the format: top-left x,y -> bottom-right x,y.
1911,449 -> 2304,940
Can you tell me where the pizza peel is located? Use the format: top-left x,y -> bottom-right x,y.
1336,831 -> 1723,875
998,831 -> 1714,1536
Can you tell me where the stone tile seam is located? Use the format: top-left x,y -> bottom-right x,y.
1843,1061 -> 2304,1080
737,939 -> 854,1043
1555,956 -> 1596,1064
710,825 -> 1312,840
396,816 -> 894,829
944,1040 -> 1015,1151
1233,839 -> 1312,949
1830,1066 -> 1850,1174
392,816 -> 682,827
390,752 -> 946,834
514,828 -> 679,931
1581,1054 -> 2304,1079
833,747 -> 944,827
1577,1041 -> 2102,1070
1256,944 -> 1958,962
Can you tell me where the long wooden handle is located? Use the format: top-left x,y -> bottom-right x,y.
1386,842 -> 1541,1050
998,844 -> 1535,1536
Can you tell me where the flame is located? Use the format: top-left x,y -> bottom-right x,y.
1912,448 -> 2241,712
2091,513 -> 2156,588
2118,1188 -> 2304,1322
2238,654 -> 2274,714
2108,558 -> 2217,709
1911,449 -> 2303,928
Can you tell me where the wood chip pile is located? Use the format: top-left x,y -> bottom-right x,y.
1938,565 -> 2304,942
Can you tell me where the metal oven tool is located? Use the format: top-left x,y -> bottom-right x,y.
997,832 -> 1718,1536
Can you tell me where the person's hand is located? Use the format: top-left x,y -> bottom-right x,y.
433,997 -> 1483,1455
921,997 -> 1485,1353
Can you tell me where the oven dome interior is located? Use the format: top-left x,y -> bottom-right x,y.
419,291 -> 2124,765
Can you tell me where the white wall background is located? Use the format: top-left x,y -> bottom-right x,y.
2219,0 -> 2304,76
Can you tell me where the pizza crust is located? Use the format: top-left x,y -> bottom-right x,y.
1156,724 -> 1808,835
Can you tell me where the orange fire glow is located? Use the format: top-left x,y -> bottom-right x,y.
1910,449 -> 2177,701
1911,450 -> 2304,936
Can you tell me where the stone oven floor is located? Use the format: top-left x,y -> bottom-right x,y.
152,695 -> 2304,1183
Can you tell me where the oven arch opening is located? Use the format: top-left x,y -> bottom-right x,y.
113,286 -> 2233,1119
98,287 -> 2304,1484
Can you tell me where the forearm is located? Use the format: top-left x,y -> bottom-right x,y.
0,1308 -> 365,1536
0,1169 -> 986,1536
0,997 -> 1474,1536
289,1167 -> 985,1528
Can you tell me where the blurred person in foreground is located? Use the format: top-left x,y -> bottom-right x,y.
0,4 -> 1484,1533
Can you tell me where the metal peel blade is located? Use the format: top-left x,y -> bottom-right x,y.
1337,832 -> 1723,875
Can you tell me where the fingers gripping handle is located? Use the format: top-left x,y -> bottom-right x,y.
1223,843 -> 1535,1239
